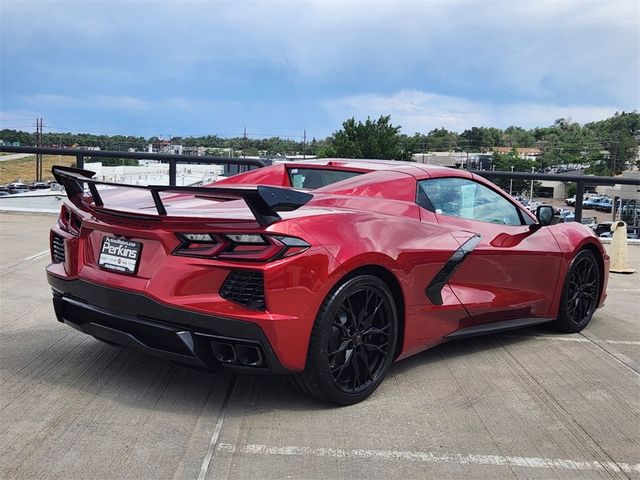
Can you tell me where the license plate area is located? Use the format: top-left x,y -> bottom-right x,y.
98,237 -> 142,275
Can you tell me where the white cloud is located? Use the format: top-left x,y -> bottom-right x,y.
323,90 -> 626,132
20,94 -> 152,110
1,0 -> 637,135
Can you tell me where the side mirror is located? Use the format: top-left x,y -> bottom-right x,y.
536,205 -> 555,226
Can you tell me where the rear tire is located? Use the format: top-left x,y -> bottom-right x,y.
290,275 -> 398,405
555,250 -> 600,333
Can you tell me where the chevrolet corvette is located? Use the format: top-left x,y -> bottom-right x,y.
47,159 -> 609,405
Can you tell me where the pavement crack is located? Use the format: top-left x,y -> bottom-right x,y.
496,340 -> 632,479
197,374 -> 237,480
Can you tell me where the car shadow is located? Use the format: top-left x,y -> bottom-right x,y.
1,322 -> 565,414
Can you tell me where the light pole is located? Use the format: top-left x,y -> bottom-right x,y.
509,165 -> 514,195
529,166 -> 535,201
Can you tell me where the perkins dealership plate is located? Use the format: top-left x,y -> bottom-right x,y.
98,237 -> 142,275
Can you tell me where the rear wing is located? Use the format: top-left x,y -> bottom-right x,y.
52,166 -> 313,226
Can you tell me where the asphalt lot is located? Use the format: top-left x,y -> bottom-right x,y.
1,212 -> 639,480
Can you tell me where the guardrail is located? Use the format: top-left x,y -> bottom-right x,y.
2,146 -> 638,223
472,170 -> 639,222
0,145 -> 265,186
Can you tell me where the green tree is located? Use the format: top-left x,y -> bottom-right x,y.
321,115 -> 413,160
503,126 -> 535,147
415,128 -> 459,152
459,127 -> 504,150
584,111 -> 639,174
492,149 -> 538,195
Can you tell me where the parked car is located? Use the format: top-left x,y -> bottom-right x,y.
565,196 -> 576,206
563,214 -> 597,230
583,197 -> 609,210
527,201 -> 541,212
48,160 -> 609,405
595,199 -> 613,213
599,226 -> 640,240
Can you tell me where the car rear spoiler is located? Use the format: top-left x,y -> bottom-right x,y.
52,165 -> 313,226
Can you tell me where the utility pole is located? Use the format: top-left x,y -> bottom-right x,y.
35,118 -> 43,181
242,127 -> 247,159
529,166 -> 535,201
303,129 -> 307,159
509,165 -> 514,195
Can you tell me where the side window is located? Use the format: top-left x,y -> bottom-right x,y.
288,168 -> 361,189
418,177 -> 523,225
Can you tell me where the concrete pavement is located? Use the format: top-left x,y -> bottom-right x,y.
1,213 -> 638,479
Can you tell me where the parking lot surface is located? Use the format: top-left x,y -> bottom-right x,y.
1,212 -> 639,479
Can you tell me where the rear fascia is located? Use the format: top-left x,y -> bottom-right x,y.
47,201 -> 336,371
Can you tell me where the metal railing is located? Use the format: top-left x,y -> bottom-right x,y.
2,146 -> 638,223
0,145 -> 265,185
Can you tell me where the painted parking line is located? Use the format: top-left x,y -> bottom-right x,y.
215,443 -> 640,474
23,249 -> 50,261
0,249 -> 50,275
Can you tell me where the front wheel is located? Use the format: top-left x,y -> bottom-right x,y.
290,275 -> 398,405
555,250 -> 600,333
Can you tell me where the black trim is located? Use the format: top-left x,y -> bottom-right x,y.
425,234 -> 482,305
415,183 -> 435,212
47,275 -> 290,373
52,166 -> 313,226
444,317 -> 553,340
220,271 -> 266,310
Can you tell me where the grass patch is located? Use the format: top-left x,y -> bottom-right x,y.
0,155 -> 76,184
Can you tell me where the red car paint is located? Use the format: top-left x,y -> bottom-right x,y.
46,159 -> 609,373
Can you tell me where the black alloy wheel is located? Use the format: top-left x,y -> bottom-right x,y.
556,250 -> 600,333
328,285 -> 393,394
289,275 -> 398,405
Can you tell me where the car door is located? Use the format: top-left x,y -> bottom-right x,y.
418,176 -> 563,324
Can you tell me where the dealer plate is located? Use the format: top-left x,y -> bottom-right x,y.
98,237 -> 142,275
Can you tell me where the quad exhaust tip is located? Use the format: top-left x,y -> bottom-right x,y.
210,340 -> 265,368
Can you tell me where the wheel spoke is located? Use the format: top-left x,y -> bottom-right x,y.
363,324 -> 390,337
363,341 -> 388,354
331,348 -> 353,380
345,297 -> 360,331
332,313 -> 349,337
350,348 -> 362,388
362,299 -> 384,331
328,340 -> 351,359
357,347 -> 373,382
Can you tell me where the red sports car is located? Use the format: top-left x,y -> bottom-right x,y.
47,159 -> 609,405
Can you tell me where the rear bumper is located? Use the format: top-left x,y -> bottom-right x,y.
47,274 -> 292,373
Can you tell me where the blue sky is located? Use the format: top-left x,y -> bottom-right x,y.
1,0 -> 638,139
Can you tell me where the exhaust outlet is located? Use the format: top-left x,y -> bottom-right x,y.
210,341 -> 237,363
236,344 -> 264,367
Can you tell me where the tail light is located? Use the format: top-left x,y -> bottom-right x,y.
58,205 -> 82,236
174,233 -> 310,262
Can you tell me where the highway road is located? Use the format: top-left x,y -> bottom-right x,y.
1,212 -> 639,479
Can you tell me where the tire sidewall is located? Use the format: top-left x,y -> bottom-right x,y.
558,249 -> 600,332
